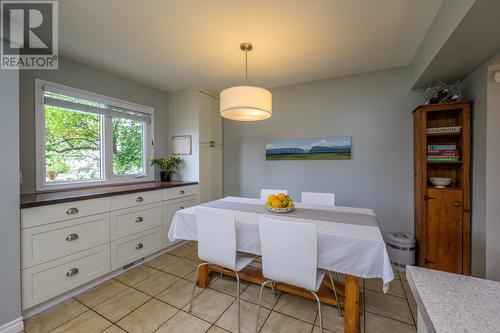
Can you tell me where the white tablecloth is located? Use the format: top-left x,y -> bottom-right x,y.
168,196 -> 394,292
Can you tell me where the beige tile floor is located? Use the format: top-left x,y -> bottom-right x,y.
23,242 -> 417,333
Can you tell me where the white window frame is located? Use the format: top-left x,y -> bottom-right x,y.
35,79 -> 155,191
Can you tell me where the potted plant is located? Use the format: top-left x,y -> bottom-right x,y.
151,156 -> 181,182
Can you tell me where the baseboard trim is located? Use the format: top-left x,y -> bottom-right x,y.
22,240 -> 187,319
0,317 -> 24,333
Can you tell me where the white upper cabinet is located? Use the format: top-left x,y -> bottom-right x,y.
208,95 -> 222,145
198,91 -> 222,144
209,144 -> 223,200
169,89 -> 223,203
198,93 -> 210,144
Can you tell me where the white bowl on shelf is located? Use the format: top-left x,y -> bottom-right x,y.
429,177 -> 452,188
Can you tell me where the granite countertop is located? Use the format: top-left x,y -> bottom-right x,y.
20,180 -> 198,208
406,265 -> 500,333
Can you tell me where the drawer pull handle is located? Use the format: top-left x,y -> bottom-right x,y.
66,207 -> 79,215
65,233 -> 79,241
136,196 -> 144,202
135,243 -> 144,250
66,268 -> 79,277
135,216 -> 144,223
453,201 -> 462,208
179,190 -> 185,195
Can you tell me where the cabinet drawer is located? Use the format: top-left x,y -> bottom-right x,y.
163,185 -> 198,201
110,203 -> 162,240
21,198 -> 110,229
22,244 -> 110,310
21,213 -> 110,269
110,228 -> 162,270
163,196 -> 198,226
110,190 -> 162,211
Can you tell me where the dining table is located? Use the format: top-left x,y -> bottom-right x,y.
168,196 -> 394,333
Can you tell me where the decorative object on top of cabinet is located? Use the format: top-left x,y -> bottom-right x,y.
172,135 -> 192,155
413,101 -> 471,275
220,42 -> 272,121
423,80 -> 462,104
169,89 -> 222,203
151,156 -> 181,182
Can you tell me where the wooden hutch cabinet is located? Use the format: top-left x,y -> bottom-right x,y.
413,101 -> 471,275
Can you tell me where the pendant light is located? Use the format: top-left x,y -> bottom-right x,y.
220,42 -> 272,121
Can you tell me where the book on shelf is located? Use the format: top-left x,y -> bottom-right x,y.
427,145 -> 457,150
427,153 -> 460,157
427,149 -> 459,153
426,157 -> 460,161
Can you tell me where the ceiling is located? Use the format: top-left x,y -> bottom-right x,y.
413,0 -> 500,88
59,0 -> 443,92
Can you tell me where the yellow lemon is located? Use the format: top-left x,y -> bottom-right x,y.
271,200 -> 282,208
277,193 -> 286,201
267,194 -> 278,202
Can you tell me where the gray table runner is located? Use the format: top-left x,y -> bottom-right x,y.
201,200 -> 379,227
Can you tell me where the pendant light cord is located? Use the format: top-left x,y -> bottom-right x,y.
245,49 -> 248,86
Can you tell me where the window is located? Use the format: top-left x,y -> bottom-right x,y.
36,80 -> 154,190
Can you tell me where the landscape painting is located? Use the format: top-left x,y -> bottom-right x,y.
266,136 -> 351,160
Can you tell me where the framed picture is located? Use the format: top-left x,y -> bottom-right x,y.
172,135 -> 192,155
266,136 -> 351,160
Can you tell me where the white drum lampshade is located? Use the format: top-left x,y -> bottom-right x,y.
220,86 -> 272,121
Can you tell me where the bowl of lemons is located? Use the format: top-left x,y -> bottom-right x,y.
265,193 -> 295,213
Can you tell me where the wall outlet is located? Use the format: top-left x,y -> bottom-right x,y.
494,71 -> 500,83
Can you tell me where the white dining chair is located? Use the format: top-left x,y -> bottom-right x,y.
255,218 -> 342,333
301,192 -> 343,289
259,189 -> 288,203
301,192 -> 335,206
190,207 -> 256,333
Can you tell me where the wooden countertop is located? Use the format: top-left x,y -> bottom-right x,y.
20,181 -> 198,208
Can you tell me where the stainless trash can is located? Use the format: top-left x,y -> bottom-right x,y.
386,232 -> 416,272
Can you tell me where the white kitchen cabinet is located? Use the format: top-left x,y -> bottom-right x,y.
22,244 -> 111,309
169,88 -> 223,203
21,213 -> 110,269
20,183 -> 198,310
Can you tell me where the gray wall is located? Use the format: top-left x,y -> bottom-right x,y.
485,60 -> 500,280
462,62 -> 488,277
462,50 -> 500,278
224,66 -> 424,234
0,70 -> 21,325
19,56 -> 170,194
